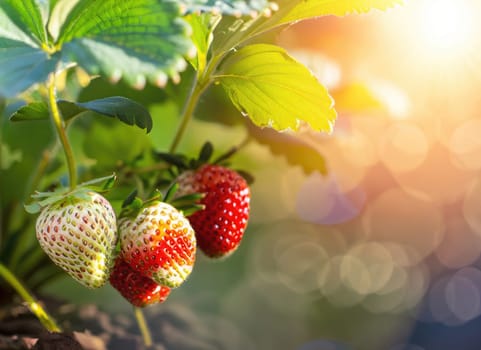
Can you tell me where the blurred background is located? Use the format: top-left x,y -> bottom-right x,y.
4,0 -> 481,349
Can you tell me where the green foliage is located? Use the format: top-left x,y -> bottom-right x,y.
73,97 -> 153,132
247,122 -> 327,174
0,42 -> 58,98
217,44 -> 336,132
211,0 -> 403,57
185,13 -> 220,72
1,143 -> 22,170
0,118 -> 53,203
0,0 -> 402,324
1,0 -> 48,44
9,102 -> 50,122
0,0 -> 193,97
10,97 -> 153,132
277,0 -> 404,23
83,119 -> 151,170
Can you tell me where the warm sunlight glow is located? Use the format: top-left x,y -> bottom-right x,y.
419,0 -> 475,53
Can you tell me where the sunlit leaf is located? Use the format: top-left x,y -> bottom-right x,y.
212,0 -> 403,56
0,0 -> 194,97
1,0 -> 48,45
331,82 -> 384,114
217,44 -> 336,132
56,0 -> 193,88
185,13 -> 220,71
274,0 -> 404,26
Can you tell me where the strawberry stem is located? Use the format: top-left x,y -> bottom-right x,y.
169,46 -> 235,154
134,306 -> 152,347
169,74 -> 207,153
0,263 -> 61,333
47,74 -> 77,190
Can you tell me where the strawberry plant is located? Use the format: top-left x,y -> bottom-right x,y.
0,0 -> 403,348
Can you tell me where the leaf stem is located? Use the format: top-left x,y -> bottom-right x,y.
170,74 -> 207,153
134,306 -> 152,347
47,75 -> 77,190
0,263 -> 61,333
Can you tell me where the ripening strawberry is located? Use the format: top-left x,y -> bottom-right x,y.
119,202 -> 196,288
35,192 -> 117,289
109,258 -> 170,307
176,164 -> 250,258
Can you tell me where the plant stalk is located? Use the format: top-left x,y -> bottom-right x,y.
134,306 -> 152,347
169,74 -> 208,153
47,75 -> 77,190
0,263 -> 61,332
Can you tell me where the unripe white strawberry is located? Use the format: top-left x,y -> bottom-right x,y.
35,192 -> 118,289
119,201 -> 196,288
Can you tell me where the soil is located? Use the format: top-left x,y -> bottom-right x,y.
0,299 -> 163,350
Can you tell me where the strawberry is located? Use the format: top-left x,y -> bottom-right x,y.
109,257 -> 170,307
35,192 -> 117,289
119,201 -> 196,288
176,164 -> 250,258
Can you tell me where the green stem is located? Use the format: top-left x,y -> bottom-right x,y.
134,306 -> 152,347
47,75 -> 77,190
0,263 -> 61,332
169,75 -> 206,153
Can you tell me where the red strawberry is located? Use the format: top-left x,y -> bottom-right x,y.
119,202 -> 196,288
109,258 -> 170,307
176,164 -> 250,258
35,192 -> 117,289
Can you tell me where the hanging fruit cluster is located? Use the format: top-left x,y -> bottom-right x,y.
30,144 -> 251,308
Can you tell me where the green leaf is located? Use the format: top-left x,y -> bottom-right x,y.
0,1 -> 57,97
212,0 -> 402,56
180,0 -> 272,16
1,0 -> 48,45
198,141 -> 214,163
75,97 -> 153,133
9,100 -> 90,122
0,39 -> 59,98
247,120 -> 327,174
0,0 -> 195,97
164,182 -> 179,203
184,13 -> 220,71
10,97 -> 153,132
275,0 -> 404,25
56,0 -> 193,88
217,44 -> 336,132
9,102 -> 49,122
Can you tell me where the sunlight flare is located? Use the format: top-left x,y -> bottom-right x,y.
419,0 -> 476,54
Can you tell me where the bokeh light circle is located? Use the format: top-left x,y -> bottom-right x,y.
463,177 -> 481,237
379,122 -> 429,174
448,119 -> 481,171
435,217 -> 481,269
362,188 -> 445,263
